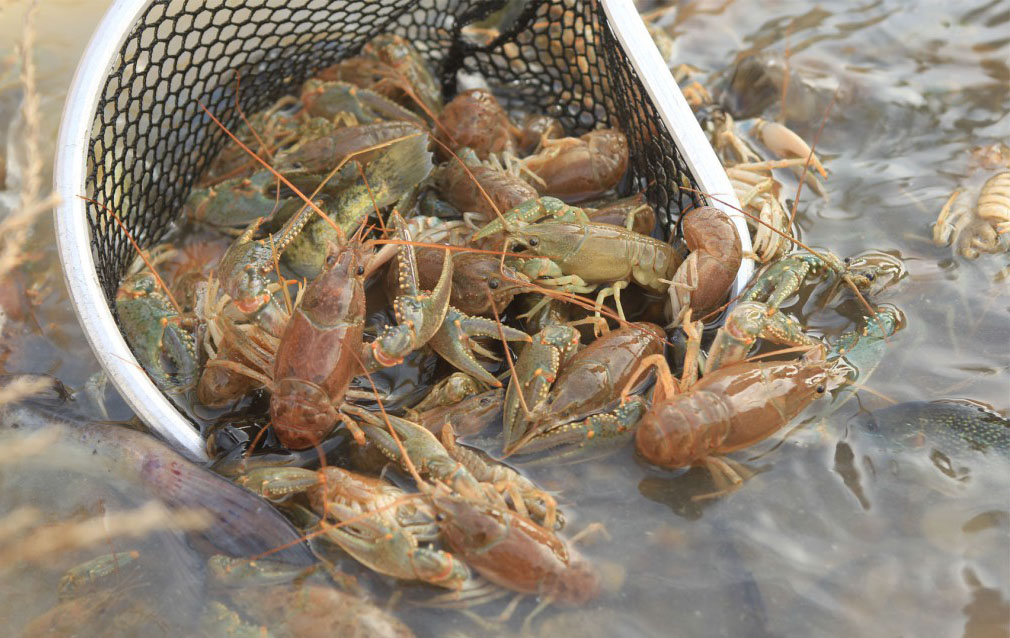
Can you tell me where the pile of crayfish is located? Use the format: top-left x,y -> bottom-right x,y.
114,33 -> 908,625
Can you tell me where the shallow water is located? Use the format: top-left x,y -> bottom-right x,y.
0,0 -> 1008,636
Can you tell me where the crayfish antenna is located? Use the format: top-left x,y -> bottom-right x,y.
83,196 -> 182,314
346,348 -> 428,490
484,288 -> 533,425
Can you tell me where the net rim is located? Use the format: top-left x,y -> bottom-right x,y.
600,0 -> 754,298
54,0 -> 209,461
54,0 -> 753,463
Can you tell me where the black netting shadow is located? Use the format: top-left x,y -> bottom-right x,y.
86,0 -> 701,302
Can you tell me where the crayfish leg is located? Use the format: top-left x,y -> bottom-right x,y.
204,358 -> 272,388
337,410 -> 367,446
521,595 -> 555,636
691,456 -> 754,502
564,315 -> 609,338
568,521 -> 610,545
418,578 -> 512,613
594,280 -> 628,321
679,311 -> 704,391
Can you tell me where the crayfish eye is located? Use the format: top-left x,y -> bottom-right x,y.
866,273 -> 875,281
843,257 -> 851,264
488,278 -> 500,290
435,513 -> 446,522
528,237 -> 539,247
325,254 -> 337,267
816,384 -> 826,394
356,265 -> 365,276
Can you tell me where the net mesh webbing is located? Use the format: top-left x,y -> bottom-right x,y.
86,0 -> 700,301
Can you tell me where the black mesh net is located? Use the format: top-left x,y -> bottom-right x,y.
86,0 -> 700,302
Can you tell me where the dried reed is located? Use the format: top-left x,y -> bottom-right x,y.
0,500 -> 211,568
0,2 -> 61,405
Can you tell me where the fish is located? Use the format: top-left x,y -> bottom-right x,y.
0,383 -> 316,565
852,399 -> 1010,457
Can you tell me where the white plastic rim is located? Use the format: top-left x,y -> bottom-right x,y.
600,0 -> 756,300
54,0 -> 753,463
54,0 -> 209,462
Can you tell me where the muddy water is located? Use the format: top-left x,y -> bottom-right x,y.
0,0 -> 1007,636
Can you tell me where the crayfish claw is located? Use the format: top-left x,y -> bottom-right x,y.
428,307 -> 531,387
116,271 -> 200,393
509,398 -> 645,460
364,244 -> 453,371
390,210 -> 422,296
502,324 -> 581,451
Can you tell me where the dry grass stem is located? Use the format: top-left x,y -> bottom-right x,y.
0,374 -> 51,406
0,506 -> 41,543
0,501 -> 212,568
0,427 -> 58,462
0,3 -> 62,407
0,2 -> 59,285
